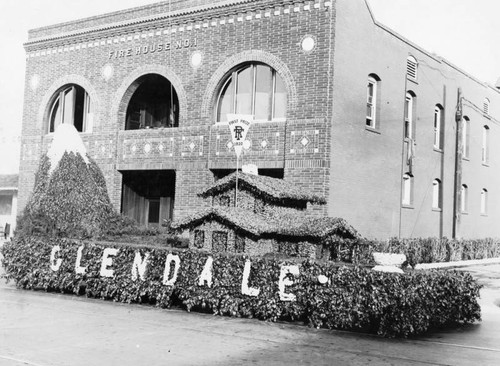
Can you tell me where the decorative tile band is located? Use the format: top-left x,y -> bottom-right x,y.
26,1 -> 332,58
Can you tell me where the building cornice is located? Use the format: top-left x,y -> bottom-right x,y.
24,1 -> 332,56
24,0 -> 316,50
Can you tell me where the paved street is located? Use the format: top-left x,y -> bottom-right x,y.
1,259 -> 500,365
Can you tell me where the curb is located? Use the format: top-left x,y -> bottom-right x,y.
414,257 -> 500,270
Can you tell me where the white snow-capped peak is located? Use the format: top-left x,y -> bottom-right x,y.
47,124 -> 89,174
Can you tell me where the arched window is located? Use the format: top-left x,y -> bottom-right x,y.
125,74 -> 179,130
462,116 -> 470,158
402,173 -> 413,206
404,92 -> 415,139
216,63 -> 287,122
433,105 -> 443,149
482,125 -> 490,164
481,188 -> 488,215
49,84 -> 93,133
483,98 -> 490,115
432,179 -> 441,209
461,184 -> 468,212
366,74 -> 380,128
406,56 -> 418,81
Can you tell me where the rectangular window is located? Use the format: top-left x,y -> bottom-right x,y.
194,230 -> 205,248
366,78 -> 376,127
462,118 -> 470,158
235,234 -> 245,253
402,173 -> 413,206
461,185 -> 468,212
433,107 -> 442,149
0,195 -> 13,215
481,189 -> 488,215
254,65 -> 272,120
482,126 -> 490,164
217,195 -> 230,207
404,94 -> 413,139
432,180 -> 441,209
212,231 -> 228,252
235,67 -> 253,115
254,199 -> 265,214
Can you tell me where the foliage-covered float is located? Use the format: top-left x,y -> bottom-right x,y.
171,170 -> 366,262
1,125 -> 481,338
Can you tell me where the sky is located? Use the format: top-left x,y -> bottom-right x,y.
1,0 -> 500,174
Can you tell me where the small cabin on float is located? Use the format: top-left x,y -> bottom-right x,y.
171,172 -> 359,260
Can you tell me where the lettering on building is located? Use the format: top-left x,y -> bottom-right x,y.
108,38 -> 198,59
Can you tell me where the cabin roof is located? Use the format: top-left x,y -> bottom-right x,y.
171,206 -> 358,240
198,172 -> 326,205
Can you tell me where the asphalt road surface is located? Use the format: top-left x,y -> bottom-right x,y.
1,259 -> 500,365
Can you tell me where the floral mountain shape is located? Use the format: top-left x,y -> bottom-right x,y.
47,123 -> 89,174
18,124 -> 121,238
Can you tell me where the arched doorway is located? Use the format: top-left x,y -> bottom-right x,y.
125,74 -> 179,130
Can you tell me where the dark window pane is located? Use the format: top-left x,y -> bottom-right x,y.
217,77 -> 235,122
148,199 -> 160,223
194,230 -> 205,248
235,234 -> 245,253
50,99 -> 61,133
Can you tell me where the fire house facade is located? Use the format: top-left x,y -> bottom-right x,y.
19,0 -> 500,239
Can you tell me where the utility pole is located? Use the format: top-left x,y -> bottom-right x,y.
453,88 -> 463,239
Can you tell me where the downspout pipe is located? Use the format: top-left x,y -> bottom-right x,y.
452,88 -> 463,239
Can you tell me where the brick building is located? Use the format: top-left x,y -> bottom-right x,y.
18,0 -> 500,239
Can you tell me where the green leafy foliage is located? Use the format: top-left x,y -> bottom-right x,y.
369,237 -> 500,267
1,237 -> 481,338
17,153 -> 120,239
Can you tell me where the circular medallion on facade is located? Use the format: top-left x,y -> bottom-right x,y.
190,51 -> 203,68
317,275 -> 328,284
30,74 -> 40,91
101,64 -> 114,81
301,35 -> 316,53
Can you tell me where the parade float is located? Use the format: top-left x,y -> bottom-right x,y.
1,124 -> 481,338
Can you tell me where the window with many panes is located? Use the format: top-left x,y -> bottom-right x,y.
49,84 -> 93,133
404,92 -> 415,139
433,105 -> 443,150
366,75 -> 379,128
216,63 -> 286,122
